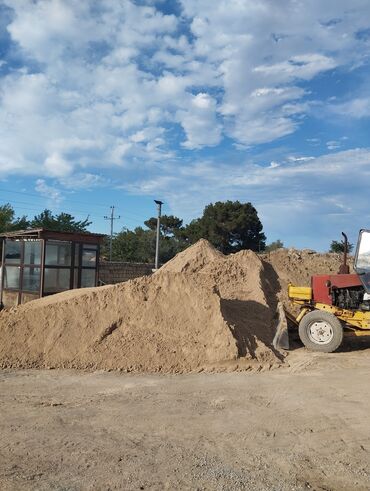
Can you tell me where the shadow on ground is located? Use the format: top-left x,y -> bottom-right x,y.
220,299 -> 285,361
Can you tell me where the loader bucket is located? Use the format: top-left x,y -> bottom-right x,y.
273,302 -> 290,350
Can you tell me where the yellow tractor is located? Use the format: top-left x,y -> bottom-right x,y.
274,230 -> 370,352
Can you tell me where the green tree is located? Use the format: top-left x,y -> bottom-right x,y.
30,209 -> 91,232
0,203 -> 29,233
110,221 -> 188,264
111,227 -> 155,263
144,215 -> 184,237
265,239 -> 284,252
183,200 -> 266,254
329,240 -> 354,254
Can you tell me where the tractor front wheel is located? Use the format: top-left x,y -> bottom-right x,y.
298,310 -> 343,353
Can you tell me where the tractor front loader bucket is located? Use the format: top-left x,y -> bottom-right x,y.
272,302 -> 290,350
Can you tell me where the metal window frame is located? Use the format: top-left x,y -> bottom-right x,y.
2,239 -> 44,305
0,229 -> 103,307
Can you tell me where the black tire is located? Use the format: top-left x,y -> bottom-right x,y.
298,310 -> 343,353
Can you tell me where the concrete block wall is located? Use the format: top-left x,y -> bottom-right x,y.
99,261 -> 154,285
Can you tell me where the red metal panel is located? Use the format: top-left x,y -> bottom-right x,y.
312,275 -> 332,304
329,274 -> 362,289
312,274 -> 362,305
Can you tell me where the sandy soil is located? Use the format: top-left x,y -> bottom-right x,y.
1,343 -> 370,491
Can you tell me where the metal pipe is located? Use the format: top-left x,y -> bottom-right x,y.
338,232 -> 350,274
154,200 -> 163,270
110,207 -> 114,261
342,232 -> 348,267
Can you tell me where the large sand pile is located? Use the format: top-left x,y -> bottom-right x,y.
161,241 -> 281,361
0,273 -> 239,372
0,240 -> 283,372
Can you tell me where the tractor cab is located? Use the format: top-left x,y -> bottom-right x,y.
354,229 -> 370,293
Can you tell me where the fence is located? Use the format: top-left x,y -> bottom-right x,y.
99,261 -> 155,285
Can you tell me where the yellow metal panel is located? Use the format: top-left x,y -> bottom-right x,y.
296,308 -> 310,323
288,285 -> 312,301
315,303 -> 370,330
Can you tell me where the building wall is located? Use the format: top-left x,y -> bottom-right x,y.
99,261 -> 154,285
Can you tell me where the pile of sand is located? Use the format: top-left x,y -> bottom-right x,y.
161,241 -> 281,362
0,273 -> 239,372
159,238 -> 224,274
0,240 -> 283,372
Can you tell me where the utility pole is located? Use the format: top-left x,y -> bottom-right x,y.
154,200 -> 163,270
104,206 -> 120,262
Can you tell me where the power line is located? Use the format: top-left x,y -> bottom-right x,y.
1,199 -> 95,218
0,187 -> 110,208
0,200 -> 145,229
0,187 -> 152,221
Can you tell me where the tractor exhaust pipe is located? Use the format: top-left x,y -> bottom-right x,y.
338,232 -> 350,274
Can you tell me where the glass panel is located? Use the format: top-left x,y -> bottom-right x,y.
355,231 -> 370,293
22,267 -> 41,292
45,241 -> 71,266
82,246 -> 97,267
355,231 -> 370,269
43,268 -> 71,293
21,292 -> 39,304
81,268 -> 96,288
3,266 -> 20,289
4,240 -> 21,264
24,240 -> 42,265
2,290 -> 19,308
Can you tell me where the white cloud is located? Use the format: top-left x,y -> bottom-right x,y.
181,0 -> 370,145
326,140 -> 341,150
127,147 -> 370,200
253,54 -> 337,82
35,178 -> 63,205
306,138 -> 321,145
0,0 -> 369,210
331,97 -> 370,118
130,127 -> 165,144
59,173 -> 108,190
288,156 -> 315,163
231,114 -> 298,145
7,0 -> 80,61
44,152 -> 73,178
178,93 -> 222,148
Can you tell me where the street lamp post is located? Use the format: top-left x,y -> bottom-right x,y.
154,200 -> 163,269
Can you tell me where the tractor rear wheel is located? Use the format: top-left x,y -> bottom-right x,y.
298,310 -> 343,353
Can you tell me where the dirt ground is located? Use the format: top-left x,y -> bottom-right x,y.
1,341 -> 370,491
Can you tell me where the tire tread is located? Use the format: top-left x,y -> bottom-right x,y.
298,310 -> 343,353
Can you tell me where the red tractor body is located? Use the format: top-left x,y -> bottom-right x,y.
311,274 -> 363,305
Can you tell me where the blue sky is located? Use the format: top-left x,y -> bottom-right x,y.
0,0 -> 370,250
